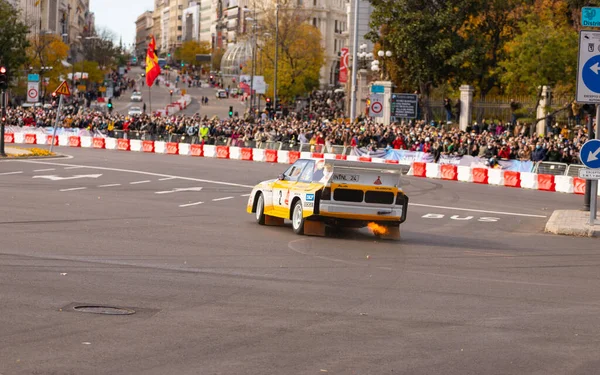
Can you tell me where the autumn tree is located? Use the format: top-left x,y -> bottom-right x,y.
27,34 -> 70,92
175,40 -> 211,68
254,0 -> 324,102
499,0 -> 578,97
0,0 -> 30,80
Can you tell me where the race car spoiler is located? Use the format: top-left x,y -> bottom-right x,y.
321,159 -> 406,173
317,159 -> 405,187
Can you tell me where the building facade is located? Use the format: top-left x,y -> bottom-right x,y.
135,11 -> 153,60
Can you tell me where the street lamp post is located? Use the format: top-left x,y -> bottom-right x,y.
374,49 -> 393,80
273,0 -> 279,114
349,0 -> 360,122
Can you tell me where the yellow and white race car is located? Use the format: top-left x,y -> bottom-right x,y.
247,158 -> 409,239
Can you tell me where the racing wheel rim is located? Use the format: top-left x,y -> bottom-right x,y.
293,202 -> 303,230
256,194 -> 264,221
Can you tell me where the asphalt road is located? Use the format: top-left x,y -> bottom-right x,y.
113,67 -> 247,119
1,148 -> 599,375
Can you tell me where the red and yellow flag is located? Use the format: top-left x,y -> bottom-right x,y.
146,35 -> 161,87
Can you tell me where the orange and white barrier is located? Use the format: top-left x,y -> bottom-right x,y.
155,141 -> 167,154
13,133 -> 590,196
178,143 -> 191,156
277,150 -> 289,164
47,135 -> 59,146
241,147 -> 253,161
503,171 -> 520,188
216,145 -> 229,159
441,164 -> 458,181
190,144 -> 203,156
488,168 -> 504,186
425,163 -> 440,179
264,149 -> 278,163
93,137 -> 106,149
142,140 -> 155,153
253,148 -> 265,162
229,146 -> 241,159
130,139 -> 143,152
203,145 -> 216,158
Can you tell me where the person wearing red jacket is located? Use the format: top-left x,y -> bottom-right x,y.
392,135 -> 405,149
497,145 -> 511,160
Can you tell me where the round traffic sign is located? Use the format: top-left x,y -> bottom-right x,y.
583,55 -> 600,93
580,139 -> 600,168
27,88 -> 38,99
371,101 -> 383,114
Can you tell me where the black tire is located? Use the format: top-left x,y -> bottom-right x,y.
291,200 -> 305,235
255,193 -> 265,225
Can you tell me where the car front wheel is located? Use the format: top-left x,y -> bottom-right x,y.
255,193 -> 265,225
292,200 -> 305,235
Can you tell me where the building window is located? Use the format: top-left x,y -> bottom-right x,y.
313,17 -> 317,27
335,20 -> 338,33
334,39 -> 337,52
178,26 -> 182,30
178,15 -> 182,20
313,0 -> 316,5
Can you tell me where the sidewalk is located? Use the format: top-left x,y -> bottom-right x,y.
545,210 -> 600,237
6,147 -> 32,156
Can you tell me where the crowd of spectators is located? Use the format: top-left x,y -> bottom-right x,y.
2,91 -> 587,166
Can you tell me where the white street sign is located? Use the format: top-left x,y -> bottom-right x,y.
155,187 -> 203,194
576,30 -> 600,103
32,174 -> 103,181
370,94 -> 384,118
27,81 -> 39,103
579,168 -> 600,180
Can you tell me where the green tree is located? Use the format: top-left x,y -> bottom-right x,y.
0,0 -> 30,81
175,40 -> 211,67
27,34 -> 70,92
367,0 -> 478,118
499,0 -> 578,96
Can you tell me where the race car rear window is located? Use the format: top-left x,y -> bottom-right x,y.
333,188 -> 363,202
365,191 -> 395,205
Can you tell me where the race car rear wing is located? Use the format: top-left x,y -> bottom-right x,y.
315,159 -> 405,187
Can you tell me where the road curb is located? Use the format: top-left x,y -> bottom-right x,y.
544,210 -> 600,237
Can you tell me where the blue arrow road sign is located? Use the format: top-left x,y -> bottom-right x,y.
582,55 -> 600,93
580,139 -> 600,168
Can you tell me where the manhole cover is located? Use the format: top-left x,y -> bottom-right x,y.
73,305 -> 135,315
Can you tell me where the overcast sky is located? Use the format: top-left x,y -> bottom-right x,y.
90,0 -> 153,48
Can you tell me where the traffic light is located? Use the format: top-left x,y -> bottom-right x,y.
107,98 -> 113,112
167,53 -> 171,58
170,90 -> 173,98
266,97 -> 272,110
181,62 -> 185,67
229,106 -> 233,117
0,66 -> 8,90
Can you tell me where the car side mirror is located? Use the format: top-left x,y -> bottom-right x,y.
278,174 -> 285,180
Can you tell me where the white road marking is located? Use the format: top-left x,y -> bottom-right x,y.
33,174 -> 102,181
98,184 -> 121,188
240,194 -> 251,197
409,203 -> 547,218
0,171 -> 23,176
155,187 -> 203,194
60,187 -> 87,192
64,166 -> 85,170
179,201 -> 204,208
130,180 -> 151,185
33,168 -> 55,172
212,196 -> 234,201
158,177 -> 177,181
15,160 -> 254,188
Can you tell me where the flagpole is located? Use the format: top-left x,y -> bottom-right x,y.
148,84 -> 152,114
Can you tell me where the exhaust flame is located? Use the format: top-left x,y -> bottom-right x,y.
367,222 -> 388,236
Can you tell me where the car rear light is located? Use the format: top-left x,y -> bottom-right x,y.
321,187 -> 331,200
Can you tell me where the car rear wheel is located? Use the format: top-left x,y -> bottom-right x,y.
292,200 -> 305,235
255,193 -> 265,225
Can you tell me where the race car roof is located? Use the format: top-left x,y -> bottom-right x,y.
303,158 -> 406,174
